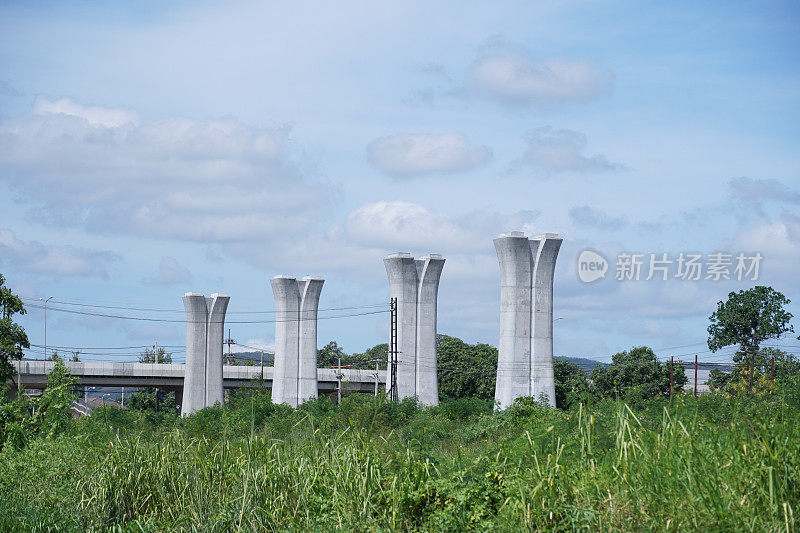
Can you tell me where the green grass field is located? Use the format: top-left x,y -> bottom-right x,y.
1,391 -> 797,532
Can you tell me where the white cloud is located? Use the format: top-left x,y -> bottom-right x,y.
731,211 -> 800,289
345,201 -> 540,253
0,98 -> 328,242
0,228 -> 119,278
143,257 -> 192,285
346,201 -> 476,251
367,133 -> 491,178
33,96 -> 137,127
470,54 -> 613,106
231,338 -> 274,354
569,205 -> 627,230
515,127 -> 622,175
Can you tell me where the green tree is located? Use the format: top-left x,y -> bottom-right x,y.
0,358 -> 77,448
138,346 -> 172,364
355,343 -> 388,370
590,346 -> 687,403
553,358 -> 590,409
34,358 -> 78,437
317,340 -> 347,368
707,286 -> 794,363
436,335 -> 497,401
708,347 -> 800,401
0,274 -> 30,384
128,347 -> 176,413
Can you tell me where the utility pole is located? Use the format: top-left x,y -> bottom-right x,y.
771,356 -> 775,382
336,355 -> 342,405
388,297 -> 398,402
670,356 -> 674,398
154,341 -> 160,412
225,329 -> 235,365
260,350 -> 264,381
42,296 -> 53,361
374,359 -> 379,397
121,387 -> 125,408
694,354 -> 698,397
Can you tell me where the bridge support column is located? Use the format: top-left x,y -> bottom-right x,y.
493,232 -> 561,410
205,293 -> 230,409
384,253 -> 445,406
271,275 -> 324,407
531,234 -> 561,408
298,276 -> 324,404
181,292 -> 230,416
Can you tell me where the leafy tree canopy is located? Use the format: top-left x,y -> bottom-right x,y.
436,334 -> 497,401
139,347 -> 172,364
707,286 -> 794,362
0,273 -> 30,384
590,346 -> 687,404
129,347 -> 175,413
553,358 -> 590,409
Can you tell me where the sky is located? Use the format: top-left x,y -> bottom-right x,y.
1,0 -> 799,364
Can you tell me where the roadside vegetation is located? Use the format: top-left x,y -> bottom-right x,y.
1,275 -> 798,531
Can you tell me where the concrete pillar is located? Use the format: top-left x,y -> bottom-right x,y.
384,252 -> 445,406
271,275 -> 301,407
205,293 -> 230,408
493,233 -> 533,410
415,255 -> 445,406
531,234 -> 561,408
298,276 -> 324,404
182,292 -> 208,416
385,253 -> 420,401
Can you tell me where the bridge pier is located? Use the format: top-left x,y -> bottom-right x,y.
181,292 -> 230,416
384,253 -> 445,406
270,275 -> 324,407
493,232 -> 561,409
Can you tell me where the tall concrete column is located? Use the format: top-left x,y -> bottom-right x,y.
298,276 -> 324,404
531,234 -> 561,408
384,253 -> 421,401
182,292 -> 208,416
384,252 -> 445,406
415,255 -> 445,406
271,275 -> 301,407
493,232 -> 534,410
205,293 -> 230,408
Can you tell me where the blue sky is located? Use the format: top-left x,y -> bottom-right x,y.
1,1 -> 798,364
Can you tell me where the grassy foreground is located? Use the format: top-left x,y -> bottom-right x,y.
0,391 -> 797,532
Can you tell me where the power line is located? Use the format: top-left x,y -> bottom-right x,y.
22,297 -> 387,315
22,302 -> 388,324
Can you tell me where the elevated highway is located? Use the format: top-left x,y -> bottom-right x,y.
11,360 -> 386,397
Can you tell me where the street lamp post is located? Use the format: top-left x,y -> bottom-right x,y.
41,296 -> 53,361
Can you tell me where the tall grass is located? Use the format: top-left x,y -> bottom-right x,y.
1,392 -> 797,531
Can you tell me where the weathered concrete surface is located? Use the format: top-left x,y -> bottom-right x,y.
415,255 -> 445,406
271,275 -> 301,407
531,234 -> 561,408
493,233 -> 533,409
182,292 -> 208,416
298,276 -> 324,404
271,274 -> 325,407
205,293 -> 230,409
384,252 -> 445,406
493,232 -> 561,409
385,253 -> 419,401
181,292 -> 230,416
